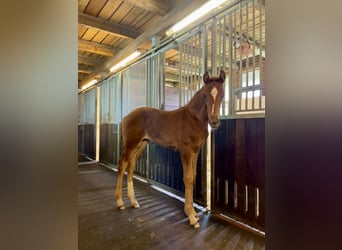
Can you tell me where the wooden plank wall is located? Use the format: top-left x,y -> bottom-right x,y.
148,144 -> 205,203
99,123 -> 119,165
213,118 -> 265,229
78,124 -> 96,160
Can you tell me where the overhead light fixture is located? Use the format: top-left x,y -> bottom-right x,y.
166,0 -> 227,36
109,50 -> 142,73
81,79 -> 97,91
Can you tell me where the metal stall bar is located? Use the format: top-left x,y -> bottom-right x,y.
235,9 -> 240,114
245,1 -> 250,111
258,0 -> 263,110
78,88 -> 97,159
211,17 -> 217,76
240,3 -> 247,112
222,15 -> 227,116
228,13 -> 234,116
252,0 -> 257,110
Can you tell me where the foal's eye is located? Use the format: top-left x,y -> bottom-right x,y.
221,95 -> 224,99
203,95 -> 207,100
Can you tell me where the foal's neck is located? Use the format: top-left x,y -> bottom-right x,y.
185,87 -> 208,127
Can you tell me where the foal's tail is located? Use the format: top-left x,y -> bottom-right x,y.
118,121 -> 125,152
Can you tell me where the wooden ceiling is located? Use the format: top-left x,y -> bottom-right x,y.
78,0 -> 266,90
78,0 -> 208,89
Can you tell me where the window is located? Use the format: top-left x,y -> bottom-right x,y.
241,69 -> 261,98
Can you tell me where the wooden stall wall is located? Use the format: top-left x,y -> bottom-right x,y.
122,61 -> 148,177
78,88 -> 96,159
99,76 -> 121,166
213,118 -> 265,229
78,125 -> 95,159
145,31 -> 207,204
148,145 -> 206,203
99,124 -> 119,165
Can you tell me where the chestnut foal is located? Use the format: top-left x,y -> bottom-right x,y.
115,70 -> 225,228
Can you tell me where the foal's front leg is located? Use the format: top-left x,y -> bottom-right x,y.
181,150 -> 200,228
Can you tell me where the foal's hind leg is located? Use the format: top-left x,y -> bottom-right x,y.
115,151 -> 129,210
126,141 -> 147,208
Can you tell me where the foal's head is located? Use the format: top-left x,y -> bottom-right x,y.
202,70 -> 225,129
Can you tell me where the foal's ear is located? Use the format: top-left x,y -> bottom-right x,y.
203,71 -> 210,84
218,70 -> 226,83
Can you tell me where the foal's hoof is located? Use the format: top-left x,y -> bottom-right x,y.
118,205 -> 126,210
192,222 -> 200,229
132,203 -> 140,208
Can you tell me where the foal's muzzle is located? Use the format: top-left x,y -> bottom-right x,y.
209,117 -> 220,129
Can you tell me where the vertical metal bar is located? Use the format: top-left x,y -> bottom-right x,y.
259,0 -> 263,109
197,31 -> 203,90
197,31 -> 200,88
217,18 -> 222,76
179,43 -> 183,108
191,35 -> 194,95
234,3 -> 242,111
212,17 -> 217,75
245,1 -> 250,111
160,53 -> 166,109
234,6 -> 239,113
229,11 -> 234,115
245,185 -> 248,212
194,34 -> 197,92
188,37 -> 192,95
252,0 -> 256,110
234,181 -> 238,209
188,41 -> 191,101
183,42 -> 186,104
149,58 -> 156,107
194,34 -> 197,90
186,41 -> 188,104
221,17 -> 225,115
256,187 -> 259,217
225,180 -> 229,205
202,25 -> 208,75
95,86 -> 100,162
190,36 -> 193,96
157,56 -> 161,108
146,58 -> 150,107
240,3 -> 247,112
197,32 -> 200,90
206,129 -> 212,210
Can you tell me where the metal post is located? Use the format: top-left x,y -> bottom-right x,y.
229,13 -> 234,116
95,86 -> 100,162
212,17 -> 217,75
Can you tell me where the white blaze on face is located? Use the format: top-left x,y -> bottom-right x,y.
210,87 -> 218,115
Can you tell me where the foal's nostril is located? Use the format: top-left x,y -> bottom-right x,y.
209,119 -> 220,128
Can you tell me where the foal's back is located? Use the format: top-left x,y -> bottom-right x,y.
121,106 -> 200,150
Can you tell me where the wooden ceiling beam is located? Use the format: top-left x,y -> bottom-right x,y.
78,13 -> 140,39
78,55 -> 104,66
165,72 -> 179,82
124,0 -> 173,16
78,64 -> 95,74
78,39 -> 120,57
80,0 -> 208,88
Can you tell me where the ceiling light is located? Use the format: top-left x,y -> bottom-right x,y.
81,79 -> 97,91
109,50 -> 142,73
166,0 -> 227,36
